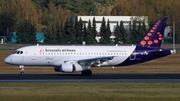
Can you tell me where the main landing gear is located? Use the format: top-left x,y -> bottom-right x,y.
19,65 -> 25,76
81,70 -> 92,76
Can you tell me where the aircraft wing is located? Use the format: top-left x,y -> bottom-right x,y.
77,56 -> 114,67
52,56 -> 114,68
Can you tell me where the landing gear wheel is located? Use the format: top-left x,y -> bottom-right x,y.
20,72 -> 25,76
19,66 -> 25,76
81,70 -> 92,76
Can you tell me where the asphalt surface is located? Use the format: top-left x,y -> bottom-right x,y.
1,73 -> 180,82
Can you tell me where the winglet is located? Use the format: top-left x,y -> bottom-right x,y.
137,17 -> 168,48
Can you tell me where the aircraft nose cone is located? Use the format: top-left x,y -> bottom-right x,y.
4,57 -> 10,64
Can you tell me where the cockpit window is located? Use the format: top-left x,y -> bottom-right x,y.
12,51 -> 23,54
12,51 -> 17,54
17,51 -> 20,54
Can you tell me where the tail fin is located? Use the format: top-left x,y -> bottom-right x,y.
137,17 -> 168,48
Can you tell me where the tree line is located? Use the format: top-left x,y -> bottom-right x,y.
0,0 -> 116,32
1,0 -> 180,44
111,0 -> 180,43
16,16 -> 148,44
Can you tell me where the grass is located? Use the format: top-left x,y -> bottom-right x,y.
0,82 -> 180,101
0,44 -> 12,49
0,44 -> 26,49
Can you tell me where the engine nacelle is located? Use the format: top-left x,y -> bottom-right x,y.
54,63 -> 86,73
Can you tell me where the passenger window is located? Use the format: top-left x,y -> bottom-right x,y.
21,51 -> 23,54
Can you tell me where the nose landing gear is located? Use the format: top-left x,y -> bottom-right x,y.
19,65 -> 25,76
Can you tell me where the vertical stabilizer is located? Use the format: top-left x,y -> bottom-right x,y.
137,17 -> 167,48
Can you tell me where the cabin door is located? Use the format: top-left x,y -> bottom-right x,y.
30,48 -> 37,60
130,50 -> 136,60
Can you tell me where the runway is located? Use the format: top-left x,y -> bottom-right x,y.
1,73 -> 180,82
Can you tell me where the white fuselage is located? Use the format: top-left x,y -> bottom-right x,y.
4,45 -> 136,67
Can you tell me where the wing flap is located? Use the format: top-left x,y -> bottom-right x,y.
77,56 -> 114,67
77,56 -> 114,62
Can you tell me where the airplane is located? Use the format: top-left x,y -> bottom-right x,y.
4,17 -> 176,76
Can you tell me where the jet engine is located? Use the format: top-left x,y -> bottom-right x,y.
54,63 -> 86,73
